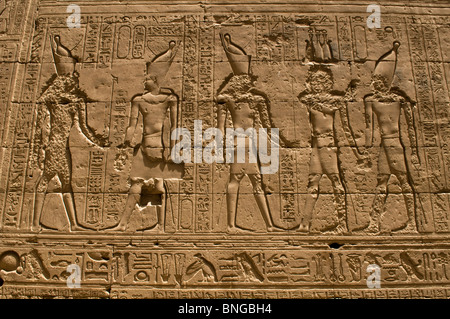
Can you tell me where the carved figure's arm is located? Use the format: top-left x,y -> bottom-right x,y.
216,94 -> 228,137
123,97 -> 140,147
338,100 -> 363,158
402,99 -> 420,162
364,96 -> 374,148
77,100 -> 105,146
168,94 -> 179,149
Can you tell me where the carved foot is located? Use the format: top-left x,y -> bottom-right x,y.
227,226 -> 253,234
323,223 -> 349,236
333,223 -> 349,235
107,224 -> 128,232
30,225 -> 42,233
267,225 -> 284,232
392,221 -> 418,234
359,219 -> 380,235
297,223 -> 310,234
69,224 -> 86,232
142,224 -> 164,233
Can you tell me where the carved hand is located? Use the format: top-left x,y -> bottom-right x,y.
37,148 -> 46,170
93,135 -> 110,148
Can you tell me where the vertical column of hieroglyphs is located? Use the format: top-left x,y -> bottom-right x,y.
82,17 -> 101,233
179,15 -> 197,232
196,15 -> 214,232
406,17 -> 447,233
348,14 -> 370,226
0,0 -> 21,228
99,16 -> 116,230
106,16 -> 131,228
255,14 -> 267,61
421,19 -> 450,232
0,0 -> 20,146
83,16 -> 100,67
82,15 -> 102,228
97,15 -> 115,229
85,150 -> 105,228
282,15 -> 297,62
20,13 -> 48,229
279,15 -> 298,228
337,16 -> 353,61
1,0 -> 41,230
99,16 -> 114,69
269,15 -> 282,62
436,21 -> 450,234
285,15 -> 299,228
105,88 -> 127,227
83,15 -> 115,229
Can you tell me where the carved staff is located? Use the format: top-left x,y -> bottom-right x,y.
48,33 -> 58,75
106,73 -> 118,143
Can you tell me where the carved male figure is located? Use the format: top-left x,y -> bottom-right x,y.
30,35 -> 106,232
111,41 -> 181,232
362,41 -> 420,234
216,33 -> 285,233
297,65 -> 362,235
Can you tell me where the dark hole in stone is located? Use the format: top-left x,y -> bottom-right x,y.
155,242 -> 159,246
0,277 -> 4,287
329,242 -> 343,249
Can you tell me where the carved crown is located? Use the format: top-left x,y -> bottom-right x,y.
50,35 -> 77,75
220,32 -> 251,75
373,41 -> 400,88
146,40 -> 179,84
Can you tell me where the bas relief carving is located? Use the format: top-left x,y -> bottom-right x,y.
216,33 -> 286,233
0,0 -> 450,298
30,35 -> 108,232
110,40 -> 183,232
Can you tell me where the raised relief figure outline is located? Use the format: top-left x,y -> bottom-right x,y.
216,32 -> 285,234
362,41 -> 421,234
296,65 -> 364,235
29,35 -> 107,232
110,40 -> 182,233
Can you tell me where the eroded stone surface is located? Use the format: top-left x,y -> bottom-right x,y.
0,0 -> 449,299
